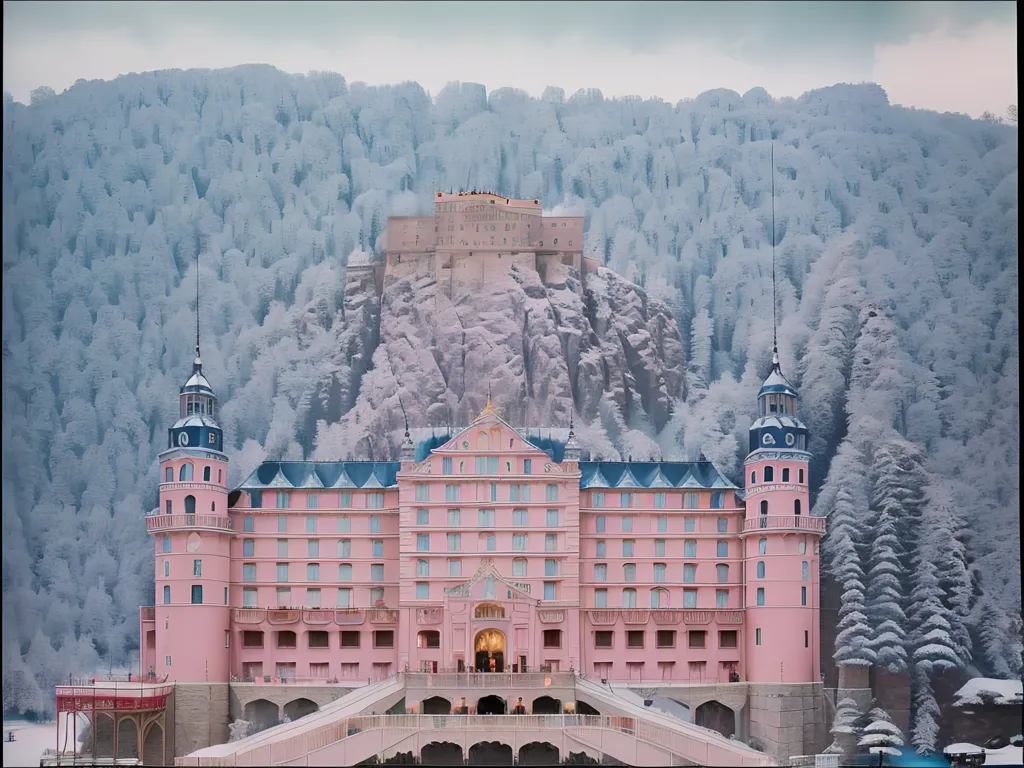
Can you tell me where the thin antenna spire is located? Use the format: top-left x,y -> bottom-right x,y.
195,252 -> 201,368
771,141 -> 777,354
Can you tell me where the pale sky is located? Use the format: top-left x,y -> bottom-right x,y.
2,1 -> 1017,118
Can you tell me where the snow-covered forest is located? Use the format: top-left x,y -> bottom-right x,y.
1,67 -> 1019,730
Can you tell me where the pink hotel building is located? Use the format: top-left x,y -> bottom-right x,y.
140,195 -> 824,735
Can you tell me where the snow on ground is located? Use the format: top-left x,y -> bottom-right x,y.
945,742 -> 1024,766
953,677 -> 1024,706
2,715 -> 89,768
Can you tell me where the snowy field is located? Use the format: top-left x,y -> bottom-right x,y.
2,715 -> 87,768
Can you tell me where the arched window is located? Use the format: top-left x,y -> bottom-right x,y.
716,564 -> 730,583
211,501 -> 216,511
203,466 -> 211,482
758,538 -> 767,555
794,499 -> 801,515
184,495 -> 196,515
760,499 -> 768,516
623,563 -> 636,582
179,463 -> 194,482
417,559 -> 430,577
750,471 -> 756,485
622,588 -> 637,608
764,466 -> 774,482
165,467 -> 173,483
782,468 -> 790,482
756,561 -> 765,579
651,588 -> 670,608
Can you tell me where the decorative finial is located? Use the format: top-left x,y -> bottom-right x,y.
482,383 -> 494,414
770,141 -> 778,356
195,250 -> 201,364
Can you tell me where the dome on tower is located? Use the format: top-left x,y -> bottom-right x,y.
758,348 -> 798,399
180,351 -> 216,397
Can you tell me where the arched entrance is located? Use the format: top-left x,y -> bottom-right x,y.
421,696 -> 451,714
477,695 -> 507,715
243,698 -> 280,731
694,700 -> 736,738
474,627 -> 506,673
283,698 -> 318,721
422,741 -> 463,765
469,741 -> 513,765
531,695 -> 561,714
519,742 -> 560,765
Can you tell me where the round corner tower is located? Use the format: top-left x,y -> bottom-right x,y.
148,347 -> 232,682
741,348 -> 823,684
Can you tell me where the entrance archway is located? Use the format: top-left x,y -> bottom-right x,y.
531,695 -> 560,714
421,696 -> 451,714
283,698 -> 318,721
474,628 -> 506,673
694,700 -> 736,738
519,742 -> 560,765
468,741 -> 513,765
422,741 -> 463,765
477,695 -> 507,715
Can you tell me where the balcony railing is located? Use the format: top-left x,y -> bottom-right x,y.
140,606 -> 155,622
146,514 -> 233,532
742,515 -> 825,533
405,671 -> 575,689
159,481 -> 211,492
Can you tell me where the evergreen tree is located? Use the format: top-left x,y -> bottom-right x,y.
865,443 -> 909,672
908,559 -> 961,675
819,440 -> 876,667
826,697 -> 863,756
910,666 -> 941,754
858,707 -> 906,757
920,479 -> 973,666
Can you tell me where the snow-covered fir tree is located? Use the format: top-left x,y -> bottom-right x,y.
818,440 -> 876,668
858,707 -> 906,757
826,697 -> 864,756
909,559 -> 961,676
910,666 -> 942,754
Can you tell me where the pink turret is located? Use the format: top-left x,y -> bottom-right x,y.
146,347 -> 232,682
741,348 -> 824,684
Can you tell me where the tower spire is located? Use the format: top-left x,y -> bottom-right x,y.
195,251 -> 202,370
771,141 -> 778,360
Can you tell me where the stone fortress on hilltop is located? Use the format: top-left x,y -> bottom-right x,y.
56,193 -> 830,768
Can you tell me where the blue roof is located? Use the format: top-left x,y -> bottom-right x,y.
239,461 -> 401,490
579,461 -> 738,489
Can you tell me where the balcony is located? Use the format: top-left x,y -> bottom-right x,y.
741,515 -> 825,534
146,513 -> 233,533
140,606 -> 155,622
159,481 -> 211,492
585,608 -> 744,626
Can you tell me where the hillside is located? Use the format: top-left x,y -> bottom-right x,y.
1,68 -> 1019,728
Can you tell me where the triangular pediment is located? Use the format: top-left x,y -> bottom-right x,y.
299,468 -> 325,488
329,467 -> 357,488
265,468 -> 292,488
443,560 -> 536,602
433,407 -> 547,459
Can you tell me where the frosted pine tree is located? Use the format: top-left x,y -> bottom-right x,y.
920,479 -> 973,666
818,440 -> 876,668
825,697 -> 863,756
910,666 -> 941,754
866,439 -> 910,672
858,707 -> 906,757
908,559 -> 961,675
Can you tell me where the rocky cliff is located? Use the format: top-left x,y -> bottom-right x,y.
313,254 -> 686,460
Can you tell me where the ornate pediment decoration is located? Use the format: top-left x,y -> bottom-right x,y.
443,559 -> 536,602
538,610 -> 565,624
682,610 -> 713,625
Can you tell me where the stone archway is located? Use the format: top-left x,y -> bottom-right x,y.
531,695 -> 561,714
421,696 -> 452,714
474,627 -> 507,672
694,699 -> 736,738
576,700 -> 600,715
142,722 -> 165,767
115,717 -> 139,759
421,741 -> 463,765
477,695 -> 507,715
243,698 -> 280,731
519,741 -> 559,765
468,741 -> 513,765
283,697 -> 318,722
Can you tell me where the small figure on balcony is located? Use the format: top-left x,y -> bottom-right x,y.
512,697 -> 526,715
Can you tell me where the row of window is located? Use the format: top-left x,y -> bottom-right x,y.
164,495 -> 214,515
590,585 -> 808,609
588,491 -> 728,509
410,580 -> 560,600
250,491 -> 387,510
750,466 -> 805,485
238,661 -> 386,680
595,628 -> 738,650
241,515 -> 384,534
415,508 -> 562,528
162,584 -> 228,605
757,499 -> 802,515
590,560 -> 810,583
416,483 -> 561,503
241,629 -> 397,650
240,586 -> 384,608
164,463 -> 222,484
440,456 -> 538,475
592,515 -> 734,534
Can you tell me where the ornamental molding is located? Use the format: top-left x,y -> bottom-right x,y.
744,450 -> 810,465
537,610 -> 565,624
743,483 -> 805,498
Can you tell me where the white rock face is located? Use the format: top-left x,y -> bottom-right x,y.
314,255 -> 685,459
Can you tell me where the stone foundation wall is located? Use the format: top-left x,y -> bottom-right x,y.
172,683 -> 229,757
747,682 -> 828,762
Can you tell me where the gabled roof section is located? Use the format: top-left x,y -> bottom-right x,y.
443,559 -> 537,602
234,461 -> 400,492
578,461 -> 738,490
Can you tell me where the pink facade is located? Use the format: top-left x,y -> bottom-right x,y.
141,207 -> 822,691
